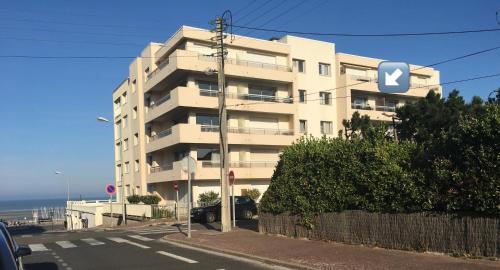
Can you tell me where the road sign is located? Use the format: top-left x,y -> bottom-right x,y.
173,181 -> 179,191
181,156 -> 196,174
105,184 -> 116,195
229,170 -> 235,186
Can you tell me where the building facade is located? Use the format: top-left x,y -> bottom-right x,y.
111,26 -> 440,206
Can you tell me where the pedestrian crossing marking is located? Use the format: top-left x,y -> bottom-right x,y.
128,235 -> 153,241
157,251 -> 198,263
107,237 -> 150,249
81,238 -> 105,246
29,244 -> 49,252
56,241 -> 77,249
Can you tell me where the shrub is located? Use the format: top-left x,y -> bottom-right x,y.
127,195 -> 142,204
140,195 -> 161,205
199,191 -> 219,205
243,188 -> 261,201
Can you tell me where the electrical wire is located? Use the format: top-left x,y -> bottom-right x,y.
231,24 -> 500,37
233,0 -> 274,25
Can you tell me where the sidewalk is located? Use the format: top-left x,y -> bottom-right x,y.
164,228 -> 499,270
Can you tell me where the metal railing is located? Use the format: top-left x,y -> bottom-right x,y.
375,105 -> 396,112
149,128 -> 172,142
200,125 -> 294,136
201,160 -> 277,168
150,163 -> 174,173
198,54 -> 291,72
199,89 -> 293,104
351,103 -> 373,110
149,93 -> 171,109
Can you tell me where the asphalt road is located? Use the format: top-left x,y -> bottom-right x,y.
12,222 -> 282,270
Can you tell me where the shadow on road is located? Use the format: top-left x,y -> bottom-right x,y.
8,225 -> 47,236
24,262 -> 59,270
192,219 -> 259,232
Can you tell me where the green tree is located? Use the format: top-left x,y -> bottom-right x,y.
198,191 -> 219,205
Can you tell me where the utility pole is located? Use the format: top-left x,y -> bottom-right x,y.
215,15 -> 231,233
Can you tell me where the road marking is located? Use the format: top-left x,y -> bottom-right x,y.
156,251 -> 198,263
29,244 -> 49,252
107,237 -> 150,249
56,241 -> 77,249
21,234 -> 32,238
128,235 -> 153,241
81,238 -> 105,246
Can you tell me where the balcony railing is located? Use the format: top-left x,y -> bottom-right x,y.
149,93 -> 171,110
201,160 -> 278,168
150,163 -> 174,173
200,125 -> 294,136
375,105 -> 396,112
351,103 -> 373,110
149,128 -> 172,142
198,54 -> 291,72
350,75 -> 377,82
199,89 -> 293,104
147,58 -> 170,81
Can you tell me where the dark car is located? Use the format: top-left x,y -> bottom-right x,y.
191,196 -> 258,223
0,223 -> 31,269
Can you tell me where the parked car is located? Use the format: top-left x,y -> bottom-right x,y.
0,222 -> 31,269
191,196 -> 258,223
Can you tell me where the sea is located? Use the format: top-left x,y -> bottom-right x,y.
0,198 -> 106,221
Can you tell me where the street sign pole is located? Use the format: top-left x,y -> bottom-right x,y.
229,170 -> 235,227
176,189 -> 179,222
109,193 -> 113,228
187,158 -> 192,239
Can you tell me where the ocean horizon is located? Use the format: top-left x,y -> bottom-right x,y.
0,197 -> 108,213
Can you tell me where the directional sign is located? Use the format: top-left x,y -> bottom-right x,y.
378,61 -> 409,93
173,181 -> 179,191
105,184 -> 116,195
229,170 -> 235,186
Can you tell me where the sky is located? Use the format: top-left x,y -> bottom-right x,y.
0,0 -> 499,200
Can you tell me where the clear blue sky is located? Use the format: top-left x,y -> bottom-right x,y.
0,0 -> 499,200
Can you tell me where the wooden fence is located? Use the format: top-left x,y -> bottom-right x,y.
259,211 -> 500,257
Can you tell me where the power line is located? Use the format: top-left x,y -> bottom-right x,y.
232,0 -> 258,17
0,26 -> 156,38
0,36 -> 145,47
0,54 -> 201,60
238,0 -> 288,28
231,24 -> 500,37
233,0 -> 274,25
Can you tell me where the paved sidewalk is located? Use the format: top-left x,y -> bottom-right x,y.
165,229 -> 499,270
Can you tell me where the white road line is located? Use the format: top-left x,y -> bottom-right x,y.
81,238 -> 105,246
107,237 -> 150,249
128,235 -> 153,241
29,244 -> 49,252
56,241 -> 77,249
156,251 -> 198,263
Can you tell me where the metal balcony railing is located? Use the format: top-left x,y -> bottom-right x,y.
198,54 -> 291,72
201,160 -> 277,168
199,89 -> 293,104
149,93 -> 171,109
351,103 -> 373,110
149,128 -> 172,142
150,163 -> 174,173
200,125 -> 294,136
375,105 -> 397,112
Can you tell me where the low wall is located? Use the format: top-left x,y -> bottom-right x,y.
259,211 -> 500,257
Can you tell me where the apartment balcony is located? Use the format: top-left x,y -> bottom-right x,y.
144,50 -> 294,93
147,160 -> 276,183
145,87 -> 296,123
146,123 -> 296,153
340,74 -> 440,97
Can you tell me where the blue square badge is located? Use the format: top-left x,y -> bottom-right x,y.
378,61 -> 410,93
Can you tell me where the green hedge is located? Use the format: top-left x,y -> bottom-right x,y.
126,195 -> 161,205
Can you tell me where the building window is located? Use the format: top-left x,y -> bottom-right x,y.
174,151 -> 189,161
319,92 -> 331,105
319,63 -> 331,76
122,115 -> 128,128
114,98 -> 121,110
320,121 -> 333,135
134,159 -> 139,172
293,59 -> 305,73
121,92 -> 128,105
123,138 -> 129,151
124,162 -> 130,174
352,96 -> 370,110
298,90 -> 306,103
132,106 -> 137,119
131,79 -> 136,93
248,85 -> 277,101
197,80 -> 219,96
196,114 -> 219,126
133,133 -> 138,146
299,120 -> 307,133
197,148 -> 220,162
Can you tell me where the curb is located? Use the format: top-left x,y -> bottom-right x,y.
163,236 -> 318,270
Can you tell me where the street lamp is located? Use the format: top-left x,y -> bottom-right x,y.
97,116 -> 127,225
55,171 -> 72,230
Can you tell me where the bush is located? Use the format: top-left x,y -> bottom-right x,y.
243,188 -> 261,201
199,191 -> 219,205
140,195 -> 161,205
127,195 -> 142,204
